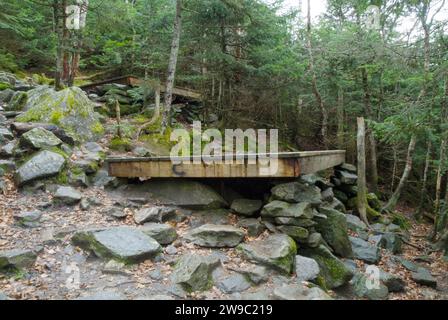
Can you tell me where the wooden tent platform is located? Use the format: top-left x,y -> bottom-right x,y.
106,150 -> 346,179
80,75 -> 202,101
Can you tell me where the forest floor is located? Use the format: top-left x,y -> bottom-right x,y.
0,115 -> 447,300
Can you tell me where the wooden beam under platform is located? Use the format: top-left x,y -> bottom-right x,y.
106,151 -> 346,179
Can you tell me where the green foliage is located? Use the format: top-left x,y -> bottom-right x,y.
109,137 -> 133,152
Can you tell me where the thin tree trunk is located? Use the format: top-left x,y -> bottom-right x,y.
136,84 -> 161,139
434,139 -> 446,216
357,117 -> 369,226
115,100 -> 122,139
306,0 -> 327,147
382,135 -> 417,213
416,141 -> 432,219
391,146 -> 397,192
162,0 -> 182,132
361,67 -> 379,193
54,0 -> 63,90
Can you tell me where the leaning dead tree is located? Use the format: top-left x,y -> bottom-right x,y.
162,0 -> 183,131
357,117 -> 369,226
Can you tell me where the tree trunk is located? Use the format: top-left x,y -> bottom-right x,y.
357,117 -> 369,226
306,0 -> 327,147
434,139 -> 447,215
162,0 -> 182,132
361,67 -> 379,193
416,141 -> 432,219
382,135 -> 417,213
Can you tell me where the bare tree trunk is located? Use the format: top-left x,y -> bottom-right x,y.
357,117 -> 369,225
361,67 -> 379,193
382,135 -> 417,213
306,0 -> 328,147
162,0 -> 182,132
391,146 -> 397,192
434,139 -> 446,216
115,100 -> 122,139
416,141 -> 432,219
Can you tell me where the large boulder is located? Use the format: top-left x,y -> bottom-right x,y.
0,249 -> 37,270
72,227 -> 162,264
15,150 -> 66,186
115,180 -> 228,209
237,234 -> 297,274
16,86 -> 104,142
271,182 -> 322,205
261,201 -> 314,219
185,224 -> 245,248
349,236 -> 381,264
301,245 -> 354,289
315,207 -> 353,258
171,254 -> 221,292
351,272 -> 389,300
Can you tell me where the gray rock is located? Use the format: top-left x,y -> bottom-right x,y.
274,217 -> 316,228
380,270 -> 405,292
140,223 -> 178,245
335,170 -> 358,185
104,206 -> 127,219
321,188 -> 334,202
346,214 -> 368,231
133,146 -> 153,157
102,260 -> 129,276
261,201 -> 314,219
236,218 -> 266,237
239,290 -> 272,300
343,259 -> 358,273
78,291 -> 126,300
124,180 -> 228,209
301,245 -> 353,289
185,224 -> 245,248
68,171 -> 89,188
6,91 -> 27,111
189,209 -> 231,228
18,86 -> 103,142
0,249 -> 37,270
13,210 -> 42,228
336,163 -> 357,173
377,233 -> 403,254
307,233 -> 324,248
231,199 -> 263,216
135,295 -> 174,300
91,169 -> 118,188
165,245 -> 178,255
411,268 -> 437,288
54,186 -> 82,205
20,127 -> 62,149
271,182 -> 322,206
79,198 -> 90,211
396,257 -> 421,272
237,234 -> 297,274
217,273 -> 252,294
273,284 -> 332,300
0,88 -> 14,104
149,269 -> 164,280
315,207 -> 353,258
351,272 -> 389,300
0,141 -> 16,157
334,189 -> 348,203
295,255 -> 320,282
0,292 -> 9,300
277,225 -> 309,242
349,237 -> 381,264
232,265 -> 270,285
72,227 -> 162,264
15,150 -> 66,186
171,254 -> 221,292
134,206 -> 176,224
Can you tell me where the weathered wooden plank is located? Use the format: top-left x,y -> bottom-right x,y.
107,151 -> 346,178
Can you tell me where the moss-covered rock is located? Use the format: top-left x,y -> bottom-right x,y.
109,137 -> 133,152
315,207 -> 353,258
367,193 -> 382,211
17,86 -> 104,142
237,234 -> 297,274
6,91 -> 27,111
301,245 -> 354,289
